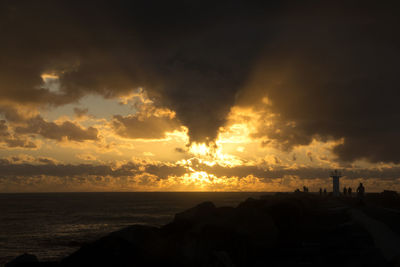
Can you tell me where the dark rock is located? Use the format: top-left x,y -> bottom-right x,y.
110,224 -> 160,246
160,201 -> 278,266
66,241 -> 85,247
5,253 -> 38,267
60,225 -> 175,267
381,190 -> 399,199
174,201 -> 216,223
27,193 -> 390,266
162,201 -> 218,237
267,200 -> 303,233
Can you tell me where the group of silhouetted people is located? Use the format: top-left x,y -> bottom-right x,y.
342,186 -> 353,196
317,183 -> 365,201
294,186 -> 310,193
296,183 -> 366,203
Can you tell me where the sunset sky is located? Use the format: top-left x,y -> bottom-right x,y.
1,1 -> 399,192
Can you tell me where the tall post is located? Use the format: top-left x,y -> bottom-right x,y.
330,170 -> 342,197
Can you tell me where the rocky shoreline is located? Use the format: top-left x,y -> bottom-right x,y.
5,192 -> 400,267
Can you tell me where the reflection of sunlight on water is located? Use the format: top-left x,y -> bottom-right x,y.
53,223 -> 111,236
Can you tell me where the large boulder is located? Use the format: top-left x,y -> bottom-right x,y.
174,201 -> 217,223
5,254 -> 38,267
162,201 -> 218,236
60,224 -> 175,267
161,201 -> 278,266
382,190 -> 399,199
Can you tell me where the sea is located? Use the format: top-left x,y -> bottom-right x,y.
0,192 -> 268,264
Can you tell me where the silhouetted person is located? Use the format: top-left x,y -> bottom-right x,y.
348,187 -> 352,196
357,183 -> 365,203
319,188 -> 322,195
294,188 -> 300,193
303,186 -> 307,192
343,187 -> 347,196
323,188 -> 327,195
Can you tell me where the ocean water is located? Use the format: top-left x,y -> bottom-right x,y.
0,192 -> 267,264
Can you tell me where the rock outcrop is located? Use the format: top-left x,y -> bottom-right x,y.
7,193 -> 394,266
5,254 -> 38,267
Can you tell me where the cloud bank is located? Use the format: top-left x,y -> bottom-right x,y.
0,1 -> 399,164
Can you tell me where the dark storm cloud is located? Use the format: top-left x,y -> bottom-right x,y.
0,159 -> 186,179
15,116 -> 98,142
0,161 -> 120,177
143,164 -> 187,179
0,0 -> 273,143
6,155 -> 58,165
0,120 -> 9,137
1,156 -> 399,182
0,106 -> 30,123
3,139 -> 37,149
112,114 -> 181,139
0,120 -> 37,148
37,157 -> 58,165
73,107 -> 89,118
1,1 -> 400,162
0,106 -> 95,143
237,2 -> 400,163
186,159 -> 400,180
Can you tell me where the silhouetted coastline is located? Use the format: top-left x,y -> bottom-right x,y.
5,191 -> 400,267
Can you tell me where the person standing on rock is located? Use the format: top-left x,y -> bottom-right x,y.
343,187 -> 347,196
348,187 -> 352,196
319,188 -> 322,196
357,183 -> 365,203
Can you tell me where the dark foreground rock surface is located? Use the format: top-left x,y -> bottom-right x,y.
7,193 -> 399,267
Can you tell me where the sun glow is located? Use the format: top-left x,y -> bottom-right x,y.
183,171 -> 217,186
176,107 -> 262,185
189,143 -> 212,157
174,140 -> 244,188
161,173 -> 271,191
173,171 -> 233,190
187,142 -> 243,167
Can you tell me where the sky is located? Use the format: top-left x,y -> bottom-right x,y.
0,0 -> 400,192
